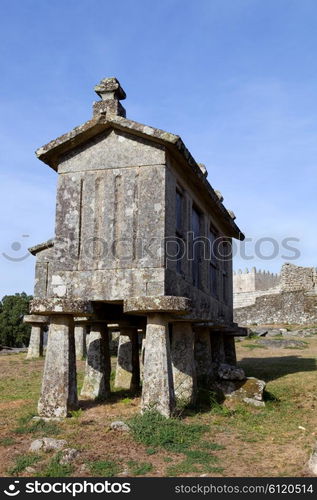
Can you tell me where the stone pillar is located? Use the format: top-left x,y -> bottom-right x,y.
27,326 -> 43,358
24,315 -> 48,359
171,322 -> 196,405
210,332 -> 226,367
74,318 -> 88,360
38,315 -> 78,418
194,327 -> 213,387
114,327 -> 140,391
80,323 -> 110,400
223,335 -> 237,366
140,336 -> 146,382
141,314 -> 175,417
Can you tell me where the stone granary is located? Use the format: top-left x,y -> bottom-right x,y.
28,77 -> 246,419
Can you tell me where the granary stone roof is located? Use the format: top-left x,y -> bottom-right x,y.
35,78 -> 244,241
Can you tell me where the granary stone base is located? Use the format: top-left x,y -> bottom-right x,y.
114,327 -> 140,391
27,326 -> 43,359
171,322 -> 196,405
194,327 -> 213,387
80,324 -> 110,400
210,332 -> 226,368
24,315 -> 48,359
223,335 -> 237,366
74,318 -> 88,360
141,314 -> 175,417
38,315 -> 78,418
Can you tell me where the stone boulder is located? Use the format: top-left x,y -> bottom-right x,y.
215,377 -> 266,408
59,448 -> 80,465
266,329 -> 281,337
29,437 -> 67,453
110,421 -> 130,432
217,363 -> 245,381
307,443 -> 317,476
258,339 -> 307,349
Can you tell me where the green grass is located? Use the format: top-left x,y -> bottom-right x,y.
127,460 -> 153,476
145,448 -> 157,455
13,415 -> 60,436
128,411 -> 208,453
0,437 -> 16,446
38,452 -> 74,477
8,453 -> 42,476
88,460 -> 120,477
244,344 -> 268,350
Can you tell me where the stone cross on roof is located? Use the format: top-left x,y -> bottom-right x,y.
94,77 -> 126,101
93,77 -> 127,118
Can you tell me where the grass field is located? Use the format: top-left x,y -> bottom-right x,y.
0,331 -> 317,477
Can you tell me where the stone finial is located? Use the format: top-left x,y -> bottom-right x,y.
94,77 -> 126,101
93,77 -> 126,118
228,209 -> 236,220
198,163 -> 208,177
215,190 -> 224,202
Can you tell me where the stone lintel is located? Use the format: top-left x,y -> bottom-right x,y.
124,296 -> 191,315
74,316 -> 92,324
30,298 -> 93,316
23,314 -> 49,324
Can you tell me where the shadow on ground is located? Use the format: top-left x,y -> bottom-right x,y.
238,356 -> 316,382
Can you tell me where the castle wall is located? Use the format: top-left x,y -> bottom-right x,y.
233,263 -> 317,325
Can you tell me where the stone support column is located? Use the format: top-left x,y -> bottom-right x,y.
194,326 -> 213,387
141,314 -> 175,417
223,334 -> 237,366
80,322 -> 110,400
38,315 -> 77,418
114,327 -> 140,391
74,318 -> 88,360
210,332 -> 226,368
171,322 -> 196,405
24,315 -> 48,359
124,295 -> 191,418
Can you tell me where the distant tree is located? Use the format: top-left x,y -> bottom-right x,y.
0,293 -> 33,347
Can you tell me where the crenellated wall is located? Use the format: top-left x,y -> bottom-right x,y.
233,263 -> 317,325
233,267 -> 280,308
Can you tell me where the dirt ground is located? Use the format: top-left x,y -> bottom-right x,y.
0,330 -> 317,477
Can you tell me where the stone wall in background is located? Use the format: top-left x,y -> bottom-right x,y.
233,263 -> 317,325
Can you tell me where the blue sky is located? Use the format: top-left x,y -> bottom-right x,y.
0,0 -> 316,295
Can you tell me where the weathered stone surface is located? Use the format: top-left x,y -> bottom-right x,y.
307,442 -> 317,476
38,316 -> 77,418
215,377 -> 266,407
257,339 -> 307,349
80,324 -> 110,400
59,448 -> 80,465
30,298 -> 93,316
217,363 -> 245,381
141,314 -> 175,417
29,437 -> 67,453
26,325 -> 44,359
171,322 -> 196,405
223,335 -> 237,365
114,328 -> 140,391
110,421 -> 130,432
210,333 -> 226,368
266,329 -> 281,337
23,315 -> 49,324
74,324 -> 87,360
234,264 -> 317,325
29,77 -> 247,419
194,327 -> 213,387
124,296 -> 191,314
